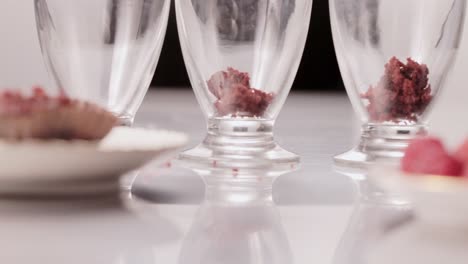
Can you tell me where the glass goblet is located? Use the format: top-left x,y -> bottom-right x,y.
176,0 -> 313,170
35,0 -> 171,125
330,0 -> 466,168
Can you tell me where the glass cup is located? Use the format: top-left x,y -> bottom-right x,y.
175,0 -> 313,170
35,0 -> 171,125
330,0 -> 467,168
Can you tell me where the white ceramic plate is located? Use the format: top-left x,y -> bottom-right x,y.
368,167 -> 468,264
0,127 -> 188,196
370,166 -> 468,227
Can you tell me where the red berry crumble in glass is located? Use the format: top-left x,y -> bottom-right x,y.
361,57 -> 433,123
207,67 -> 274,117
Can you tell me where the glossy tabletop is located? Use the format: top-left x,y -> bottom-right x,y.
0,89 -> 418,263
133,89 -> 358,205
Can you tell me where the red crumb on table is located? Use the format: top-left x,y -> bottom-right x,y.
402,137 -> 463,177
362,57 -> 432,122
207,67 -> 274,117
232,168 -> 239,177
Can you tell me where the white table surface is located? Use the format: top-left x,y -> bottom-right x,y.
6,88 -> 455,263
133,89 -> 358,205
1,90 -> 375,263
0,196 -> 352,264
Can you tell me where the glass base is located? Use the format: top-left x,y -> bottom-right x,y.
334,124 -> 427,170
177,119 -> 300,175
116,114 -> 134,127
204,181 -> 275,205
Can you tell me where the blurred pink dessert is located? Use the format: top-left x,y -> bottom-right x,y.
0,87 -> 117,140
454,139 -> 468,176
400,136 -> 468,178
401,137 -> 463,177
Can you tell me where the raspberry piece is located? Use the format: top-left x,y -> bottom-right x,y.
401,137 -> 463,177
455,139 -> 468,163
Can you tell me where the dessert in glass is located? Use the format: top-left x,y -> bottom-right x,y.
175,0 -> 313,171
330,0 -> 467,168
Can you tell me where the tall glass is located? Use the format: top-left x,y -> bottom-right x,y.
330,0 -> 466,168
35,0 -> 171,125
175,0 -> 313,170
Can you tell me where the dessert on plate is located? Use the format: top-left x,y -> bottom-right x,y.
0,87 -> 118,141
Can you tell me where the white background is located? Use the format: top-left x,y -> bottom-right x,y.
0,1 -> 52,88
1,0 -> 467,145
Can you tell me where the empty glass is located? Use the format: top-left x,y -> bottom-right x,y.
330,0 -> 466,168
35,0 -> 171,125
176,0 -> 313,170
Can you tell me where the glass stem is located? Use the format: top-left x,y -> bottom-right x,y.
204,179 -> 274,205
